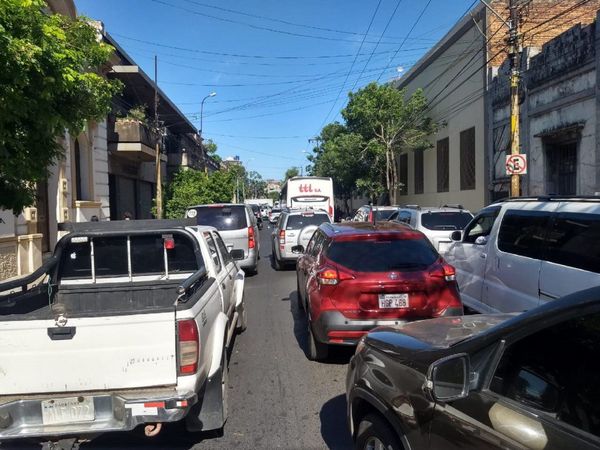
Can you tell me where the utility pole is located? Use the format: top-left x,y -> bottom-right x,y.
508,0 -> 521,197
154,55 -> 163,219
479,0 -> 521,197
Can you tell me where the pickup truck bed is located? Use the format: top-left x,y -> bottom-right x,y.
0,219 -> 245,446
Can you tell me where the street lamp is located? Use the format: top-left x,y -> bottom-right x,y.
199,92 -> 216,138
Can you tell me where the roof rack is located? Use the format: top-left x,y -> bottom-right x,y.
58,218 -> 197,233
492,195 -> 600,204
442,204 -> 464,210
404,204 -> 421,210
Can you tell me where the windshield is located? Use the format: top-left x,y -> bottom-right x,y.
192,206 -> 247,231
421,212 -> 473,230
374,209 -> 397,221
326,238 -> 438,272
286,213 -> 330,230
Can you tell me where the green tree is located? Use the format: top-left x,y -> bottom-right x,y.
165,169 -> 236,218
245,171 -> 267,199
342,82 -> 435,204
0,0 -> 121,212
204,139 -> 221,164
284,167 -> 299,181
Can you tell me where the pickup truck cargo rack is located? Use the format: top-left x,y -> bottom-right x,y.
58,218 -> 197,233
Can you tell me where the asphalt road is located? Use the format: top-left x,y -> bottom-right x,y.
6,227 -> 354,450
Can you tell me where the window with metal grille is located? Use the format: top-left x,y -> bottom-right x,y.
398,153 -> 408,196
460,127 -> 476,190
546,142 -> 577,195
414,149 -> 424,194
437,138 -> 449,192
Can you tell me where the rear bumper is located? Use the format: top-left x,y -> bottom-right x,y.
312,311 -> 409,346
0,390 -> 197,441
312,308 -> 463,346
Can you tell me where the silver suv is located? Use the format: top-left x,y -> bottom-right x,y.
271,209 -> 331,270
186,204 -> 260,274
389,205 -> 473,255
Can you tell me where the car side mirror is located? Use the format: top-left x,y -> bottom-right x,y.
426,354 -> 470,402
451,231 -> 462,242
291,245 -> 305,254
474,236 -> 488,246
230,249 -> 245,260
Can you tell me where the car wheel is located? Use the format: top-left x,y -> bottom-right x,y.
307,318 -> 327,361
273,254 -> 282,271
355,414 -> 402,450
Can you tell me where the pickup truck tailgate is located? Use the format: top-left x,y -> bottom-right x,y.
0,311 -> 177,395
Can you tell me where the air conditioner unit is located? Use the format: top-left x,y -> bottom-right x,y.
62,207 -> 70,222
24,207 -> 37,222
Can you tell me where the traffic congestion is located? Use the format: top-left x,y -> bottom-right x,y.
1,175 -> 599,449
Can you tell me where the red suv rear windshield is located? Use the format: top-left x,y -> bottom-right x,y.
326,238 -> 438,272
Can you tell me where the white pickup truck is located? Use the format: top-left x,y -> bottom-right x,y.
0,219 -> 246,449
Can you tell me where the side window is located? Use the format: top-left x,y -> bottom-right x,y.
490,312 -> 600,437
545,213 -> 600,274
214,232 -> 234,265
310,232 -> 325,257
398,211 -> 412,224
388,211 -> 399,221
203,232 -> 222,273
497,210 -> 550,259
463,208 -> 500,244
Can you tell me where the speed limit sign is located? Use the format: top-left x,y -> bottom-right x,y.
506,154 -> 527,175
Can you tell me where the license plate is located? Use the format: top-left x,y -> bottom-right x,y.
378,294 -> 409,309
41,396 -> 95,426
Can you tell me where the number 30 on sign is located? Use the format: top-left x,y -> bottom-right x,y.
505,154 -> 527,175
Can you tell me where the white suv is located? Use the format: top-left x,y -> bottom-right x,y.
388,205 -> 473,255
271,209 -> 332,270
445,197 -> 600,313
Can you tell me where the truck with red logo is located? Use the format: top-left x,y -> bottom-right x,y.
280,176 -> 335,222
0,219 -> 246,449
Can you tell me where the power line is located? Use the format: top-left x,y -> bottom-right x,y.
180,0 -> 439,43
317,0 -> 384,132
150,0 -> 423,46
349,0 -> 404,93
376,0 -> 433,82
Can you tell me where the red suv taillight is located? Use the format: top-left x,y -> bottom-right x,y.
248,226 -> 255,249
429,262 -> 456,282
178,319 -> 199,375
317,266 -> 354,285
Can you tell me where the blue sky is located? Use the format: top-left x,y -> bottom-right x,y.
75,0 -> 475,180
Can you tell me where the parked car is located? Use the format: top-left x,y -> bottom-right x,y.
186,203 -> 260,274
269,207 -> 282,224
295,222 -> 462,360
0,219 -> 246,448
347,286 -> 600,450
445,196 -> 600,313
388,205 -> 473,255
271,208 -> 332,270
351,205 -> 400,222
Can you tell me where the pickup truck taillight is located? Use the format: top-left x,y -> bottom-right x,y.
178,319 -> 199,375
248,226 -> 256,249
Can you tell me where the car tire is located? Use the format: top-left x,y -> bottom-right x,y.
273,254 -> 282,271
307,319 -> 327,361
236,302 -> 247,332
355,414 -> 402,450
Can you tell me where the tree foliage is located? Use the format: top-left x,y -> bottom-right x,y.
0,0 -> 121,212
245,171 -> 267,198
165,168 -> 237,219
284,167 -> 299,181
204,139 -> 221,164
310,82 -> 435,206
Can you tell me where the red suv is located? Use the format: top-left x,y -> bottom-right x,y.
295,222 -> 462,360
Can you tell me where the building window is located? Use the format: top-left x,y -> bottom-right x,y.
74,140 -> 83,201
460,127 -> 476,190
414,149 -> 424,194
398,153 -> 408,196
437,137 -> 449,193
546,142 -> 577,195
